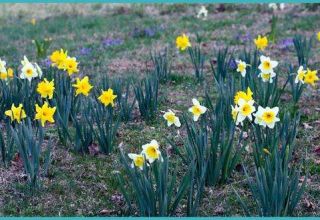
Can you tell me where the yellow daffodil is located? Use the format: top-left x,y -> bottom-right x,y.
294,66 -> 306,84
236,60 -> 248,77
50,49 -> 68,68
254,35 -> 268,51
37,78 -> 55,99
163,109 -> 181,127
35,102 -> 56,127
98,88 -> 117,107
236,99 -> 256,125
304,68 -> 319,87
62,57 -> 79,76
5,104 -> 27,123
234,87 -> 253,105
317,31 -> 320,42
128,153 -> 145,170
7,68 -> 14,78
142,140 -> 161,163
0,72 -> 7,80
176,34 -> 191,51
253,106 -> 280,129
72,76 -> 93,97
188,98 -> 207,121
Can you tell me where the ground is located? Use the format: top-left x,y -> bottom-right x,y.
0,3 -> 320,216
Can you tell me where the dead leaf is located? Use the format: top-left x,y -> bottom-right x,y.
303,198 -> 315,211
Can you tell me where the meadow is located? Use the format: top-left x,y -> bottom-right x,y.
0,3 -> 320,216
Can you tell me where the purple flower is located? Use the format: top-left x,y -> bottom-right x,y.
131,26 -> 164,38
41,58 -> 52,68
102,38 -> 124,47
235,32 -> 252,43
278,38 -> 293,50
78,47 -> 92,56
229,58 -> 237,70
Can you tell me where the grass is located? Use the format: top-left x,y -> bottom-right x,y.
1,3 -> 320,216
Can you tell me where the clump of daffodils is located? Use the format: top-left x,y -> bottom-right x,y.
176,34 -> 191,51
294,66 -> 319,87
0,58 -> 14,81
163,109 -> 181,127
254,35 -> 268,51
20,56 -> 42,82
128,140 -> 162,170
231,88 -> 280,128
188,98 -> 207,121
50,49 -> 79,76
258,55 -> 278,83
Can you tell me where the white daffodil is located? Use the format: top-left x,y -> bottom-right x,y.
188,98 -> 207,121
0,58 -> 7,73
163,109 -> 181,127
236,60 -> 248,77
294,66 -> 306,84
259,71 -> 276,83
231,105 -> 240,125
258,55 -> 278,74
253,106 -> 280,129
236,99 -> 256,125
128,153 -> 145,170
197,6 -> 208,20
142,140 -> 161,163
20,56 -> 42,82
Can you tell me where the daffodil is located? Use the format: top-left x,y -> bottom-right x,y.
253,106 -> 280,129
20,56 -> 42,82
254,35 -> 268,51
62,57 -> 79,76
188,98 -> 207,121
50,49 -> 68,68
231,105 -> 239,123
142,140 -> 161,163
294,66 -> 306,84
176,34 -> 191,51
98,88 -> 117,107
7,68 -> 14,78
197,6 -> 208,20
163,109 -> 181,127
303,68 -> 319,87
128,153 -> 145,170
35,102 -> 56,127
0,58 -> 7,73
234,87 -> 253,105
236,60 -> 248,77
317,31 -> 320,42
236,99 -> 256,125
72,76 -> 93,96
5,104 -> 27,123
258,55 -> 278,74
37,78 -> 55,99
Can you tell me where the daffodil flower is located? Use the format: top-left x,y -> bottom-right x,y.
254,35 -> 268,51
188,98 -> 207,121
253,106 -> 280,129
176,34 -> 191,51
163,109 -> 181,127
128,153 -> 145,170
236,99 -> 256,125
234,87 -> 253,105
304,68 -> 319,87
236,60 -> 248,77
294,66 -> 306,84
142,140 -> 161,163
5,104 -> 27,123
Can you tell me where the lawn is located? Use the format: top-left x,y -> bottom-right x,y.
0,3 -> 320,216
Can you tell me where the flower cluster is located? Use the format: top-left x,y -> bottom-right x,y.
50,49 -> 79,76
0,58 -> 14,81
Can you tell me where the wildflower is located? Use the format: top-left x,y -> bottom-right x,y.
188,98 -> 207,121
98,88 -> 117,107
128,153 -> 145,170
61,57 -> 79,76
35,101 -> 56,127
30,18 -> 36,25
5,104 -> 27,123
253,106 -> 280,129
294,66 -> 306,84
236,60 -> 248,77
50,49 -> 68,68
236,99 -> 256,125
72,76 -> 93,97
37,78 -> 55,99
303,68 -> 319,87
163,110 -> 181,127
254,35 -> 268,51
234,87 -> 253,105
20,56 -> 42,82
176,34 -> 191,51
142,140 -> 161,163
197,6 -> 208,20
